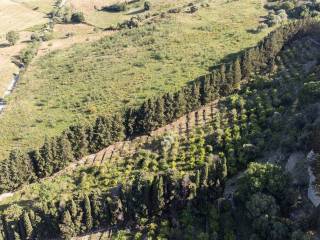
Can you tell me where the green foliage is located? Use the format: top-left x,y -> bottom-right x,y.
6,31 -> 19,46
144,1 -> 151,11
71,12 -> 85,23
103,3 -> 127,12
236,162 -> 289,202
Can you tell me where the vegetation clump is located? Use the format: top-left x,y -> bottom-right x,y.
6,31 -> 19,46
102,3 -> 128,12
71,12 -> 85,23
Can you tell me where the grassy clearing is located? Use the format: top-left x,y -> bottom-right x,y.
13,0 -> 55,14
0,0 -> 47,36
0,0 -> 270,159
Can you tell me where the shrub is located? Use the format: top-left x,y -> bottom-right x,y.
144,1 -> 151,11
30,33 -> 40,42
281,1 -> 295,11
71,12 -> 85,23
102,3 -> 127,12
6,31 -> 19,46
41,32 -> 54,41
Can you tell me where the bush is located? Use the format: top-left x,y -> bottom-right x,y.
71,12 -> 85,23
41,32 -> 54,41
30,33 -> 40,42
6,31 -> 20,46
281,1 -> 295,11
144,1 -> 151,11
102,3 -> 127,12
20,42 -> 39,66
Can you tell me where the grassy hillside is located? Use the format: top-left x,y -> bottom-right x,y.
0,0 -> 270,159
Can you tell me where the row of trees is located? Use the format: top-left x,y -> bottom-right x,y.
0,19 -> 318,194
0,154 -> 227,239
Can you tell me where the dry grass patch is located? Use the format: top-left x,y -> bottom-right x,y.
12,0 -> 55,14
0,0 -> 47,36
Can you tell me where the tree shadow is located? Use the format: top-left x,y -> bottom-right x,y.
0,43 -> 10,48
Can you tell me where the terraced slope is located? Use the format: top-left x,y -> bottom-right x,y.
1,29 -> 320,239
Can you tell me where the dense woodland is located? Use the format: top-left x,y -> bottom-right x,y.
0,18 -> 320,239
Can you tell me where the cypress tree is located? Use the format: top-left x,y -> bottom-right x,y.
219,64 -> 226,83
154,97 -> 165,129
22,211 -> 33,240
59,209 -> 75,239
203,75 -> 213,104
91,116 -> 111,152
111,113 -> 125,141
7,151 -> 21,189
164,93 -> 175,123
217,153 -> 228,180
2,216 -> 13,240
31,150 -> 46,178
67,125 -> 89,159
227,63 -> 234,88
173,90 -> 186,118
233,58 -> 242,85
83,194 -> 93,231
242,51 -> 252,78
124,108 -> 136,137
137,99 -> 154,133
39,137 -> 54,176
69,199 -> 78,220
90,193 -> 101,229
85,124 -> 95,153
56,134 -> 74,171
151,176 -> 165,215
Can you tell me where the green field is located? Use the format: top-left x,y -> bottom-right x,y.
0,0 -> 270,159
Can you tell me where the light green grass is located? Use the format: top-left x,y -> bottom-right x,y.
0,0 -> 270,159
13,0 -> 56,14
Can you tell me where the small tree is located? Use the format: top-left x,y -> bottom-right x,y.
144,1 -> 151,11
6,31 -> 19,46
71,12 -> 85,23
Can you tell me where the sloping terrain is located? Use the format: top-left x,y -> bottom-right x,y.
0,0 -> 270,159
1,20 -> 320,239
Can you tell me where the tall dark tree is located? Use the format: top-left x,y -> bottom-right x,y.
55,134 -> 74,171
83,194 -> 93,231
164,93 -> 175,123
21,211 -> 33,240
67,125 -> 89,159
154,97 -> 165,129
39,137 -> 54,176
173,90 -> 186,118
59,209 -> 75,239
